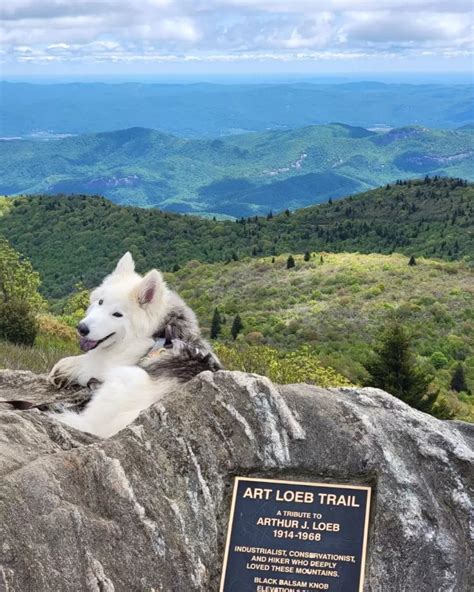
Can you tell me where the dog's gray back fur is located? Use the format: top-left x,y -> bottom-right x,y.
142,290 -> 222,383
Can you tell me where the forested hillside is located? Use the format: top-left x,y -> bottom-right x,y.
0,177 -> 471,298
169,251 -> 473,419
1,124 -> 472,215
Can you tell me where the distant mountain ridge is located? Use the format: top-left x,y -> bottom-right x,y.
1,123 -> 473,216
0,177 -> 471,298
1,81 -> 472,138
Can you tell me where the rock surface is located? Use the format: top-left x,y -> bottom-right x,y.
0,369 -> 472,592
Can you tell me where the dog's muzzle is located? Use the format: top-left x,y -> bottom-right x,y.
79,332 -> 115,352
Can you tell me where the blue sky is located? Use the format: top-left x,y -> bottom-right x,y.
1,0 -> 473,78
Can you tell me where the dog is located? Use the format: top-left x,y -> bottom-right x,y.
44,252 -> 221,437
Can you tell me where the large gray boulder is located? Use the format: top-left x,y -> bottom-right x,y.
0,369 -> 472,592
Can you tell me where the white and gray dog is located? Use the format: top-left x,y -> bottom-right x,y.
28,252 -> 220,437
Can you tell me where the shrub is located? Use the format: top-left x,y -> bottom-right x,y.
37,314 -> 76,342
0,238 -> 45,312
430,351 -> 449,369
214,343 -> 351,388
60,284 -> 90,327
0,300 -> 37,346
245,331 -> 264,344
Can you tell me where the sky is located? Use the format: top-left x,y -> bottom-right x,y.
0,0 -> 473,79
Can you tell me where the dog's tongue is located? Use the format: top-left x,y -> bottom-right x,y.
79,337 -> 98,352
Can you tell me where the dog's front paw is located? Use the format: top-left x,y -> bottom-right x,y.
49,365 -> 71,389
49,357 -> 80,389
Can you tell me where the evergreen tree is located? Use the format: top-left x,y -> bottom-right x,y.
231,314 -> 243,340
304,251 -> 311,262
271,256 -> 275,263
320,255 -> 324,264
364,322 -> 437,414
210,307 -> 222,339
450,364 -> 469,393
408,255 -> 416,266
286,255 -> 295,269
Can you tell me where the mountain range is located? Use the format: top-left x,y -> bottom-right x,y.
1,81 -> 473,138
0,177 -> 471,299
1,123 -> 473,217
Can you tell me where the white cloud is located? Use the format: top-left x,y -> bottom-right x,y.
0,0 -> 472,67
47,42 -> 70,50
342,10 -> 471,45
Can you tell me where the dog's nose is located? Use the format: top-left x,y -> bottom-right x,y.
77,322 -> 90,337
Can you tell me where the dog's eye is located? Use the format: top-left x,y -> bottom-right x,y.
98,299 -> 103,305
112,312 -> 123,318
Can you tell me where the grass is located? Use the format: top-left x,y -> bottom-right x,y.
0,337 -> 77,375
0,314 -> 78,374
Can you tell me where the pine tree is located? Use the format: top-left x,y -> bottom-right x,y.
408,255 -> 416,266
286,255 -> 295,269
231,314 -> 243,340
364,322 -> 437,414
210,308 -> 222,340
450,364 -> 469,393
320,255 -> 324,264
304,251 -> 311,262
271,256 -> 275,263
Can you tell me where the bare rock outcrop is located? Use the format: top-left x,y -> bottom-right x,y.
0,369 -> 472,592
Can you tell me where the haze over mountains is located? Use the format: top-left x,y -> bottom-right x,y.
1,81 -> 473,138
1,122 -> 473,216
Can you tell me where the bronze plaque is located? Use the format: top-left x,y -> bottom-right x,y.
220,477 -> 371,592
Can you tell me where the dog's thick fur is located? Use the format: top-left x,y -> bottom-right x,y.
46,253 -> 221,438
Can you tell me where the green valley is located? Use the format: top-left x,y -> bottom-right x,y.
1,123 -> 473,216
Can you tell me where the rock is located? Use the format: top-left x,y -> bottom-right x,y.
0,369 -> 472,592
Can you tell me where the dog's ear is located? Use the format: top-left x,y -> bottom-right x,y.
136,270 -> 164,306
114,252 -> 135,275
